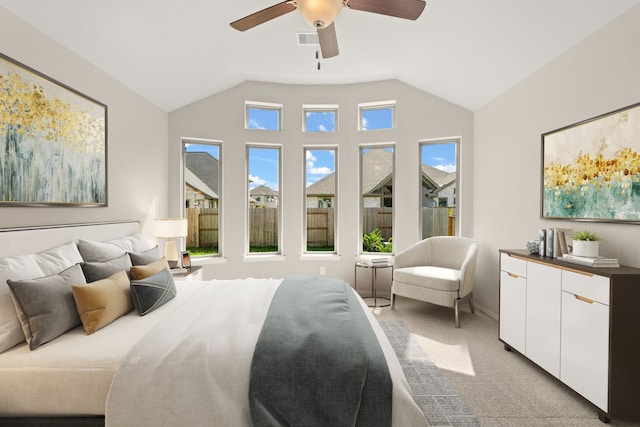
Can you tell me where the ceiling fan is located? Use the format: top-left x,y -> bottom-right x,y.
230,0 -> 426,59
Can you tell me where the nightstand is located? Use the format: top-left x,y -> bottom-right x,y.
171,265 -> 203,281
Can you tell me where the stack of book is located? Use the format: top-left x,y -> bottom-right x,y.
560,254 -> 620,268
358,255 -> 392,266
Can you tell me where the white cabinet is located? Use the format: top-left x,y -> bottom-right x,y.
499,250 -> 640,423
561,278 -> 610,411
526,262 -> 561,378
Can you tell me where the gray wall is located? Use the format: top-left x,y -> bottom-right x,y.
168,80 -> 474,291
0,8 -> 169,236
473,5 -> 640,318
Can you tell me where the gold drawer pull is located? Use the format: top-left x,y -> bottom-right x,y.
507,272 -> 520,279
575,294 -> 595,304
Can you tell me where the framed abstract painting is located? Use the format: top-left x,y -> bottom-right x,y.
542,102 -> 640,223
0,53 -> 107,206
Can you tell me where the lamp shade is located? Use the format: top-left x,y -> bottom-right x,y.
154,218 -> 188,238
299,0 -> 343,28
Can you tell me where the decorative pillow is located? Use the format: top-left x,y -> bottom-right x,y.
128,246 -> 163,266
130,258 -> 170,281
0,255 -> 46,353
130,268 -> 177,316
7,264 -> 86,350
35,241 -> 84,276
77,234 -> 151,263
81,254 -> 133,282
72,270 -> 133,335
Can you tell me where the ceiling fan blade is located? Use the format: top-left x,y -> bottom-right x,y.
230,1 -> 297,31
346,0 -> 426,20
318,22 -> 339,58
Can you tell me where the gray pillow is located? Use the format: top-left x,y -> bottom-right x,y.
128,246 -> 162,266
77,239 -> 125,263
130,268 -> 176,316
7,264 -> 86,350
80,254 -> 133,282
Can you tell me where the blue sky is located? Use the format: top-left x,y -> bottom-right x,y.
187,111 -> 456,192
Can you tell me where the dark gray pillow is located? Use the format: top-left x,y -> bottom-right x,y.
80,254 -> 133,282
128,246 -> 162,266
7,264 -> 86,350
130,268 -> 176,316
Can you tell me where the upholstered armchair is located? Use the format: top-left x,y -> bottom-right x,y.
391,236 -> 478,328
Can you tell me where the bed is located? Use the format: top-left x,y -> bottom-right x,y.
0,221 -> 428,426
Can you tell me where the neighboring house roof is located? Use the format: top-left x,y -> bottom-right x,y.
361,149 -> 393,195
421,164 -> 454,187
306,173 -> 335,196
185,168 -> 218,199
186,152 -> 219,196
250,184 -> 278,197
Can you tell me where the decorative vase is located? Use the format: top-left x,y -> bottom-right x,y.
572,240 -> 599,258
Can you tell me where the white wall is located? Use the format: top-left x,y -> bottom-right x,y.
0,8 -> 169,235
169,80 -> 474,290
474,5 -> 640,318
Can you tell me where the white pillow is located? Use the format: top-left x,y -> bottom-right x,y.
35,241 -> 84,276
0,254 -> 46,353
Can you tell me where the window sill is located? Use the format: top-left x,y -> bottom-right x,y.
299,254 -> 342,262
191,256 -> 226,266
243,254 -> 286,262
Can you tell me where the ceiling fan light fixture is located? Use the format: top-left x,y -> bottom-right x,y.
298,0 -> 343,29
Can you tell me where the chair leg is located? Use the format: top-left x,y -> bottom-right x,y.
469,295 -> 475,314
390,292 -> 396,309
454,299 -> 460,328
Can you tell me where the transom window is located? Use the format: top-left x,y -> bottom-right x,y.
303,105 -> 338,132
245,101 -> 282,131
358,101 -> 395,131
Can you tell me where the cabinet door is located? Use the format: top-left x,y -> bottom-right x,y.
499,270 -> 526,353
526,262 -> 561,378
561,290 -> 610,412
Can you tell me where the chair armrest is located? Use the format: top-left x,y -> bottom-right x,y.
458,242 -> 478,297
394,239 -> 433,269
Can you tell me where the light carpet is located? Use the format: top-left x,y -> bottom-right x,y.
380,320 -> 480,427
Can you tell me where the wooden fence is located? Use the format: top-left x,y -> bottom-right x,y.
186,206 -> 453,249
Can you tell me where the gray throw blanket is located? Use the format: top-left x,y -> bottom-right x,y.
249,276 -> 392,427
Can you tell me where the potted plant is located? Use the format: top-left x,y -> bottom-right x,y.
571,230 -> 602,257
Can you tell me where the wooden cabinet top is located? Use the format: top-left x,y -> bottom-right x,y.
500,249 -> 640,278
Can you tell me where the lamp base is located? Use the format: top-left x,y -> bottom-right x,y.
164,240 -> 180,268
167,260 -> 179,269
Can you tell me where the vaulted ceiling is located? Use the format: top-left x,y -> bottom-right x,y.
2,0 -> 639,112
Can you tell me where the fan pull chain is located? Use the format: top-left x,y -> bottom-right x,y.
316,47 -> 321,70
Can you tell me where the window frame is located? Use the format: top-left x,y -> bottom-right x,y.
359,143 -> 395,255
303,145 -> 338,255
302,104 -> 338,132
246,143 -> 283,256
181,137 -> 223,258
419,137 -> 460,239
357,100 -> 396,131
245,101 -> 283,131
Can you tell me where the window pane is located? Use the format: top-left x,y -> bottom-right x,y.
360,104 -> 394,130
420,141 -> 457,238
305,148 -> 336,253
183,142 -> 220,257
248,146 -> 280,253
361,146 -> 394,253
304,110 -> 336,132
246,104 -> 281,130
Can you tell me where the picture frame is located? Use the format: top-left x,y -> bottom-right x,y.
541,102 -> 640,223
0,52 -> 107,207
181,251 -> 191,271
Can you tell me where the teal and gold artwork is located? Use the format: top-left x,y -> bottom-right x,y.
543,103 -> 640,222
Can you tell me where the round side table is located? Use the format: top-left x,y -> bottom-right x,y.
354,262 -> 393,308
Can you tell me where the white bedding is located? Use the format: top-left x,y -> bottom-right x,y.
1,279 -> 427,427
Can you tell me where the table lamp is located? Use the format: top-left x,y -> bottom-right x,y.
154,218 -> 188,268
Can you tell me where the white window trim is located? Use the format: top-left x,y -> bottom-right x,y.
418,136 -> 461,239
359,142 -> 396,255
302,145 -> 338,255
357,100 -> 396,131
181,137 -> 223,258
245,142 -> 283,256
245,100 -> 283,131
302,104 -> 339,132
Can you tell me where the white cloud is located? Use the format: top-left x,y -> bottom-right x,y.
248,174 -> 266,186
433,163 -> 456,173
248,118 -> 265,130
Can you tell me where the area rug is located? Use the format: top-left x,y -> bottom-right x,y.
379,320 -> 480,427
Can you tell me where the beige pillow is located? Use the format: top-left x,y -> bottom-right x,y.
130,258 -> 170,280
72,270 -> 133,335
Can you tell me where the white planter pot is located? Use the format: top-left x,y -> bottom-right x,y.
572,240 -> 599,258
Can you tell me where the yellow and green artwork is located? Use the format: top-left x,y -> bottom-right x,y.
0,54 -> 106,206
542,103 -> 640,222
